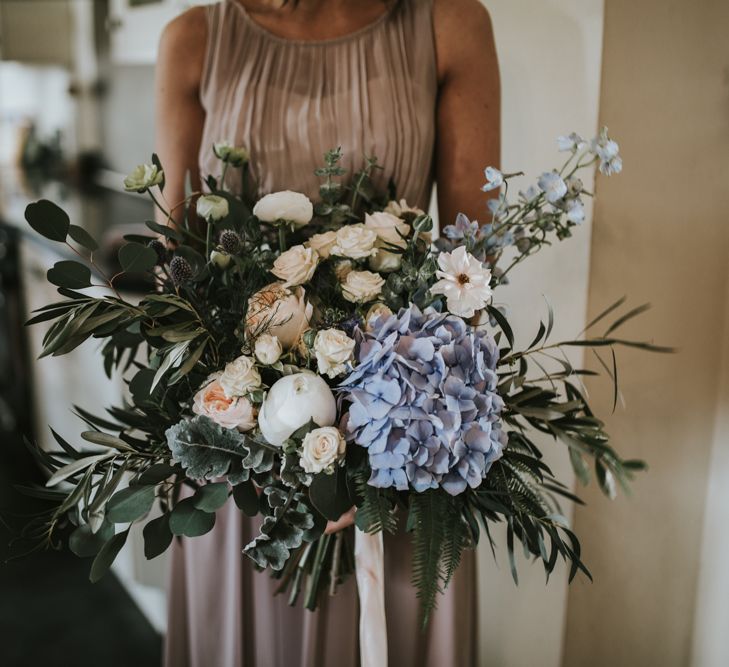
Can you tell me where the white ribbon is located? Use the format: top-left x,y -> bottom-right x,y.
354,527 -> 388,667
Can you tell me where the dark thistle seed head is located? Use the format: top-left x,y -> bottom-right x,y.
219,230 -> 241,254
169,255 -> 192,285
148,239 -> 167,265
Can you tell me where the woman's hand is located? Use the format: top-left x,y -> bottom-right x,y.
324,506 -> 356,535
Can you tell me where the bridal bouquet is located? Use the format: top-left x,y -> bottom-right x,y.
19,129 -> 664,624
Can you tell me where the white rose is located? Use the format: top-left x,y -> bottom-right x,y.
210,249 -> 231,269
271,244 -> 319,286
219,355 -> 261,398
253,190 -> 313,227
334,259 -> 354,281
254,333 -> 282,365
246,282 -> 313,349
196,194 -> 229,222
365,303 -> 393,331
331,224 -> 377,260
300,427 -> 346,474
314,328 -> 355,379
341,270 -> 385,303
365,212 -> 409,273
213,140 -> 249,166
192,374 -> 257,432
123,163 -> 164,193
306,231 -> 337,259
258,373 -> 337,446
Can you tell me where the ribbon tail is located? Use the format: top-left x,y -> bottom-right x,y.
354,527 -> 388,667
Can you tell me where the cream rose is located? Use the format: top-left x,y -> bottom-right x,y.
258,373 -> 337,446
383,198 -> 425,218
341,270 -> 385,303
365,303 -> 393,331
314,328 -> 355,379
365,211 -> 409,273
254,333 -> 282,365
306,231 -> 337,259
123,163 -> 164,193
253,190 -> 313,227
192,374 -> 257,432
246,282 -> 313,349
300,427 -> 346,474
271,244 -> 319,286
196,194 -> 229,222
331,224 -> 377,260
219,355 -> 261,398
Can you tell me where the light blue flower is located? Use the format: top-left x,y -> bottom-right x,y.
599,154 -> 622,176
538,171 -> 568,204
487,194 -> 509,222
481,166 -> 504,192
518,185 -> 540,203
341,306 -> 505,496
591,129 -> 622,176
557,132 -> 586,152
443,212 -> 479,241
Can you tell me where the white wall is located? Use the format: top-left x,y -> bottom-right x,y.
476,2 -> 604,665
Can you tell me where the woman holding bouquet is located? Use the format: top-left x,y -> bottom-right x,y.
155,0 -> 499,664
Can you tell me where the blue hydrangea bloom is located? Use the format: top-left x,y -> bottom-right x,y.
340,306 -> 505,496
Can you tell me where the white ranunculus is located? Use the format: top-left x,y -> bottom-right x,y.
300,426 -> 346,474
123,163 -> 164,193
192,373 -> 257,432
196,194 -> 229,222
258,373 -> 337,446
314,328 -> 355,379
219,355 -> 261,398
210,249 -> 231,269
271,244 -> 319,286
331,224 -> 377,260
213,140 -> 249,166
306,231 -> 338,259
254,333 -> 282,365
253,191 -> 313,227
341,270 -> 385,304
246,282 -> 313,349
430,245 -> 493,318
365,303 -> 393,331
365,212 -> 409,273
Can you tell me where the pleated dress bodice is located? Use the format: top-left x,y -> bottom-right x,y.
198,0 -> 437,209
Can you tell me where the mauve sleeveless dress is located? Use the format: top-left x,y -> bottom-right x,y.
163,2 -> 477,665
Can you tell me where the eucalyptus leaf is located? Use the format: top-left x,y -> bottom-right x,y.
69,521 -> 114,558
232,480 -> 259,516
118,242 -> 158,273
47,261 -> 93,289
169,498 -> 216,537
68,224 -> 99,251
25,199 -> 70,242
193,482 -> 230,512
143,514 -> 173,559
309,467 -> 352,521
89,528 -> 129,582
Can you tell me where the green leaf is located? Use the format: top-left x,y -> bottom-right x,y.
81,430 -> 135,452
233,480 -> 259,516
68,224 -> 99,251
309,467 -> 353,521
69,521 -> 114,558
47,260 -> 93,289
25,199 -> 70,242
107,485 -> 156,523
193,482 -> 230,512
143,514 -> 173,559
145,219 -> 182,242
169,497 -> 217,537
118,242 -> 157,273
89,528 -> 129,582
45,452 -> 113,487
136,463 -> 179,485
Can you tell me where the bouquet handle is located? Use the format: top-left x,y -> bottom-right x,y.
354,528 -> 388,667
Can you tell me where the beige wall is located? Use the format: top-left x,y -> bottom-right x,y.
477,1 -> 604,665
563,1 -> 729,666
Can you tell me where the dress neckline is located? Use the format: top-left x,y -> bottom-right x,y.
228,0 -> 397,47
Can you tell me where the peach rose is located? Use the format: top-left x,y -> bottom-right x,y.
192,374 -> 257,432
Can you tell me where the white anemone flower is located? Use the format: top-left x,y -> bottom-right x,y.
430,246 -> 493,319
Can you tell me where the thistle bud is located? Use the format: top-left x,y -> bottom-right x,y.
169,256 -> 192,286
219,230 -> 241,254
148,239 -> 167,265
